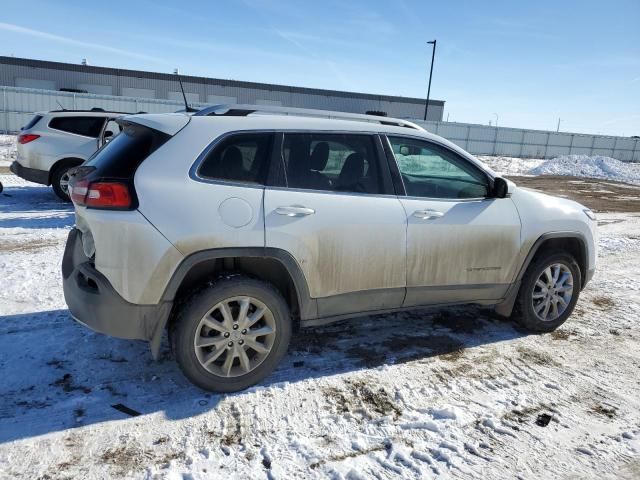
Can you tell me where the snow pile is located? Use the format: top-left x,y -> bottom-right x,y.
530,155 -> 640,185
476,156 -> 545,176
479,154 -> 640,185
0,135 -> 16,167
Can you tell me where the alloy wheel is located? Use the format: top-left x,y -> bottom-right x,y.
531,263 -> 574,322
59,171 -> 70,194
193,296 -> 276,378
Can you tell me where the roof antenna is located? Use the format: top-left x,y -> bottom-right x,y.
175,70 -> 197,113
56,100 -> 67,111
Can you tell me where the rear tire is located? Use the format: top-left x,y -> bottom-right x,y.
173,276 -> 291,392
512,252 -> 581,332
51,164 -> 75,202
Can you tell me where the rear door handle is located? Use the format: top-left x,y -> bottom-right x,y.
275,205 -> 316,217
413,209 -> 444,220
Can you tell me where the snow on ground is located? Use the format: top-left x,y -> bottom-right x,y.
1,175 -> 640,479
478,154 -> 640,185
0,135 -> 16,168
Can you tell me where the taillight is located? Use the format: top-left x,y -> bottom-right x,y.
70,179 -> 133,209
69,179 -> 89,205
18,134 -> 40,144
86,182 -> 132,209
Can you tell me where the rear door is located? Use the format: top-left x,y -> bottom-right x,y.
48,115 -> 106,157
384,135 -> 522,306
264,132 -> 407,317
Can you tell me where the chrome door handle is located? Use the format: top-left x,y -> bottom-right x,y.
413,209 -> 444,220
275,205 -> 316,217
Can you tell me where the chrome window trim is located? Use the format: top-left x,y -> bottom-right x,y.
189,128 -> 397,197
189,129 -> 276,190
264,185 -> 400,200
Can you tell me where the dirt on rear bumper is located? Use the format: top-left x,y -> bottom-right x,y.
62,228 -> 172,348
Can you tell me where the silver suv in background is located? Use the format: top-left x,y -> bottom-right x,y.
11,109 -> 123,201
63,105 -> 597,392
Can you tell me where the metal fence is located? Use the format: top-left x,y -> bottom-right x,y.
415,120 -> 640,162
2,86 -> 639,162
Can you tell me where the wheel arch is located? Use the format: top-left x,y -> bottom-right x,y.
48,157 -> 85,184
517,232 -> 588,288
151,247 -> 317,358
495,231 -> 588,317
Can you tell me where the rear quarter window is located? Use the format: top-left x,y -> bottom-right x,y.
197,133 -> 273,184
49,116 -> 106,138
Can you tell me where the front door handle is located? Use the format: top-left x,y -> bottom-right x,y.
275,205 -> 316,217
413,209 -> 444,220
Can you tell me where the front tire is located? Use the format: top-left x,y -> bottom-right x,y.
173,276 -> 292,392
51,164 -> 74,202
513,252 -> 582,332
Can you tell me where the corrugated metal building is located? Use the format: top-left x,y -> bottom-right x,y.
0,56 -> 444,120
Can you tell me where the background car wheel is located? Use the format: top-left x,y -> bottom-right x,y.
173,276 -> 292,392
51,164 -> 74,202
513,252 -> 582,332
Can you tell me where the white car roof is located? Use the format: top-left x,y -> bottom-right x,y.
125,109 -> 498,177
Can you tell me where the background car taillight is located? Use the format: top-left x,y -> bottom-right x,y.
18,134 -> 40,144
70,179 -> 133,209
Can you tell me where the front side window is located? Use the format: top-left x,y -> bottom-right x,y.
282,133 -> 383,194
388,136 -> 489,199
49,116 -> 106,138
198,133 -> 273,184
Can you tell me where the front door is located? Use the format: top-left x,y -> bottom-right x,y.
385,136 -> 522,306
264,132 -> 407,317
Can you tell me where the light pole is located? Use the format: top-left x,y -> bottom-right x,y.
493,113 -> 499,128
423,40 -> 437,121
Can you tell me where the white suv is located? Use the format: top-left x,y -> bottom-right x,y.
11,109 -> 123,201
62,105 -> 597,392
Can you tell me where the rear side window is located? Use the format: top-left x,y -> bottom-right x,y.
198,133 -> 273,184
282,133 -> 383,194
85,122 -> 170,177
22,115 -> 43,131
49,116 -> 105,138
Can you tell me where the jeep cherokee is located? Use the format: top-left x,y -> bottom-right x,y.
62,105 -> 597,392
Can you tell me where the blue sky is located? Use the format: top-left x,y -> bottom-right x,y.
0,0 -> 638,135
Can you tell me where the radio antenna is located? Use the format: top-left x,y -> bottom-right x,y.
175,71 -> 197,112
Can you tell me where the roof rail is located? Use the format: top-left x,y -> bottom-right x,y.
48,109 -> 129,114
193,104 -> 425,131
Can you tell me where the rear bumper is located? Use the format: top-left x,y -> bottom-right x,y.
62,228 -> 171,345
10,161 -> 49,185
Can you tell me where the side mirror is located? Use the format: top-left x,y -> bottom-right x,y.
493,177 -> 509,198
104,130 -> 114,139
